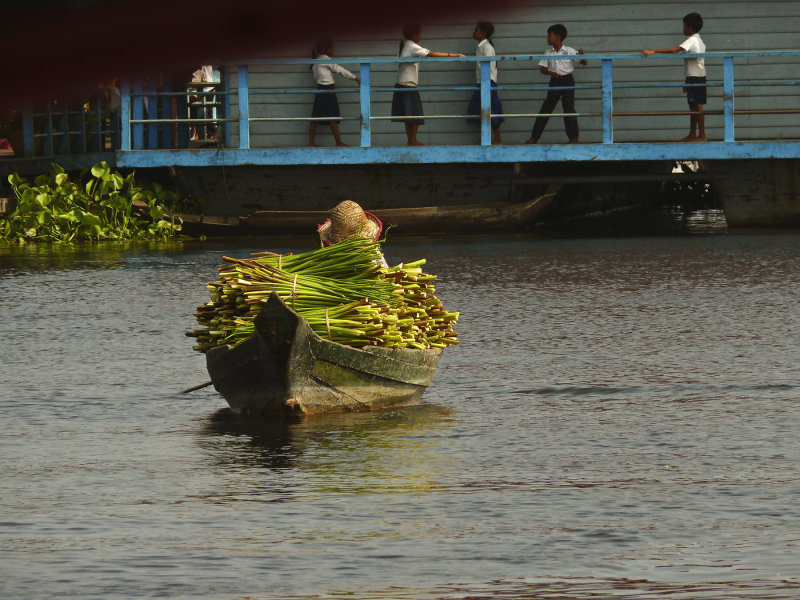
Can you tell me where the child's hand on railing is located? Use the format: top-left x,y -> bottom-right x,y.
642,50 -> 655,56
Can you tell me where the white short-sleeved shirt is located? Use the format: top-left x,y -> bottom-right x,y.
396,40 -> 430,86
475,38 -> 497,83
313,54 -> 357,85
538,46 -> 581,76
679,34 -> 706,77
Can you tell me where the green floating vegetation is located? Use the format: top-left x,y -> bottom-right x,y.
190,236 -> 460,352
1,162 -> 182,243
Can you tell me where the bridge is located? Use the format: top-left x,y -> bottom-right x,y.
4,50 -> 800,227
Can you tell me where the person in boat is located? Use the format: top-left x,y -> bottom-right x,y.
317,200 -> 388,266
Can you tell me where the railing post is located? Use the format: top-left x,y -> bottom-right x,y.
148,81 -> 158,149
22,105 -> 34,157
723,55 -> 735,142
238,65 -> 250,150
160,75 -> 172,148
601,59 -> 614,144
59,104 -> 70,154
120,79 -> 131,151
480,60 -> 491,146
360,63 -> 371,148
223,68 -> 232,147
45,103 -> 54,156
78,102 -> 88,153
132,78 -> 144,150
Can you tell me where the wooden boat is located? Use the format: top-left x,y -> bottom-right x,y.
205,292 -> 443,417
170,184 -> 561,236
243,184 -> 560,234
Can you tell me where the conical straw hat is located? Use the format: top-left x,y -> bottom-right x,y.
317,200 -> 382,245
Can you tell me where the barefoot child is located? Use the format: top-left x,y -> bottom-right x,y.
525,24 -> 586,144
309,37 -> 360,147
643,12 -> 707,142
392,23 -> 465,146
466,21 -> 504,145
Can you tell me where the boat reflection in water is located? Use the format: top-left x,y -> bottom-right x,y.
197,403 -> 454,498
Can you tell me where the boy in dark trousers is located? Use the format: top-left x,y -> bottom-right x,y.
526,24 -> 586,144
643,12 -> 707,142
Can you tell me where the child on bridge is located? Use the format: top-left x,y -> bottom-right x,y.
643,12 -> 707,142
526,24 -> 586,145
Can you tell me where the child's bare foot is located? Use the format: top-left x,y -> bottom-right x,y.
335,142 -> 349,147
692,136 -> 708,142
492,140 -> 503,146
568,138 -> 580,144
308,142 -> 318,147
407,140 -> 426,146
524,138 -> 537,144
678,135 -> 697,142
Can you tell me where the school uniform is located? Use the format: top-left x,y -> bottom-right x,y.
680,33 -> 707,105
391,40 -> 429,125
311,54 -> 357,124
531,45 -> 582,141
466,38 -> 505,127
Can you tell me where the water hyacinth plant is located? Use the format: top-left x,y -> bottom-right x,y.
1,162 -> 181,243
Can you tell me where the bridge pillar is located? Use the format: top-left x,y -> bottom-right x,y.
710,159 -> 800,228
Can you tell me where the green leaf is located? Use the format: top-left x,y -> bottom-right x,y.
90,162 -> 110,179
149,205 -> 165,220
55,173 -> 68,186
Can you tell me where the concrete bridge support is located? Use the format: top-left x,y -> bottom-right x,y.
709,159 -> 800,229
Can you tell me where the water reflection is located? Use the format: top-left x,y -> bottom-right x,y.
197,404 -> 454,497
321,577 -> 800,599
0,239 -> 186,273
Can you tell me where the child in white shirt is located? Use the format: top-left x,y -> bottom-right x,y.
391,23 -> 465,146
525,24 -> 586,144
309,37 -> 360,147
643,12 -> 708,142
466,21 -> 504,145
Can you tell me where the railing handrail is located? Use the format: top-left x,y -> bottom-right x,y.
19,49 -> 800,159
242,50 -> 800,66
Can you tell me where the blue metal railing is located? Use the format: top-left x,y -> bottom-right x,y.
220,51 -> 798,147
16,50 -> 800,159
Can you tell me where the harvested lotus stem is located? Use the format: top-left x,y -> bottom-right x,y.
190,236 -> 458,353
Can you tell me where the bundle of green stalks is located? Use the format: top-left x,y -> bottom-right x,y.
190,236 -> 459,353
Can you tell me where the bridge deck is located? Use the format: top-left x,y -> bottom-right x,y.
5,51 -> 800,171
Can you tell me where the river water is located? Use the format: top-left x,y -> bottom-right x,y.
2,233 -> 799,599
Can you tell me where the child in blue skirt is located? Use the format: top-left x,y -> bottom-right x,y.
392,23 -> 465,146
309,37 -> 360,147
466,21 -> 504,145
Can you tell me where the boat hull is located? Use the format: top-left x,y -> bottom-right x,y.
205,293 -> 442,416
243,186 -> 559,234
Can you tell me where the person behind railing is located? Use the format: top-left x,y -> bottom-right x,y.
392,23 -> 465,146
308,37 -> 360,147
187,65 -> 218,141
90,77 -> 121,151
525,24 -> 586,145
642,12 -> 707,142
466,21 -> 504,145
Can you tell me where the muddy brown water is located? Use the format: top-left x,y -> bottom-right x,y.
1,232 -> 799,599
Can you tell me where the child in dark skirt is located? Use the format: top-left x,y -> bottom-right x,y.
309,37 -> 360,147
643,13 -> 708,142
392,23 -> 465,146
466,21 -> 504,145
